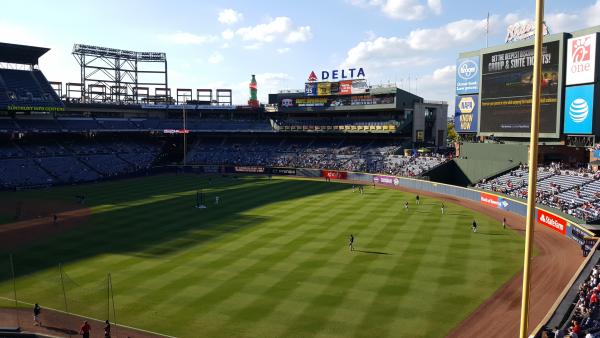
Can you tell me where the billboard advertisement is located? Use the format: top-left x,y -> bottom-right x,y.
566,33 -> 597,85
317,82 -> 332,96
564,84 -> 594,134
456,57 -> 480,94
279,94 -> 395,108
352,79 -> 368,94
454,95 -> 478,132
480,41 -> 560,135
537,209 -> 567,235
305,82 -> 317,96
339,80 -> 352,95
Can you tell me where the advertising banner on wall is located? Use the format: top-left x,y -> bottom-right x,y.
373,175 -> 400,186
270,168 -> 297,176
317,82 -> 332,96
234,166 -> 266,173
321,170 -> 347,179
537,209 -> 567,235
479,192 -> 510,209
566,33 -> 597,85
480,41 -> 559,134
454,95 -> 479,132
456,57 -> 480,95
564,84 -> 594,134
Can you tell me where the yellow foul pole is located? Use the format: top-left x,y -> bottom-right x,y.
520,0 -> 545,337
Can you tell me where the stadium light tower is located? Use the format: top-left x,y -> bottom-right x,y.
519,0 -> 544,337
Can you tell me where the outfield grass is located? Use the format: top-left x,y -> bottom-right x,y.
0,174 -> 525,338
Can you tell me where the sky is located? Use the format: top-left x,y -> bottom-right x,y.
2,0 -> 600,110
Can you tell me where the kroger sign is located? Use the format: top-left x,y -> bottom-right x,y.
308,68 -> 366,82
456,57 -> 480,95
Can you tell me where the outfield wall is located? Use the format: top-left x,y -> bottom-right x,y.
181,164 -> 595,244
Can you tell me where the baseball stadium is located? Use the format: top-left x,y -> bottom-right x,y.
2,3 -> 600,338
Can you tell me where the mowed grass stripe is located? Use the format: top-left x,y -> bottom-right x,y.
156,185 -> 358,336
112,180 -> 348,330
0,175 -> 526,338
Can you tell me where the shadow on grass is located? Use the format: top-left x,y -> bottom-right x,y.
354,249 -> 392,255
475,231 -> 508,236
0,175 -> 349,281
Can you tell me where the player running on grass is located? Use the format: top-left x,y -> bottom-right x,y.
404,201 -> 409,211
441,202 -> 445,215
472,220 -> 478,233
416,195 -> 420,205
349,234 -> 354,252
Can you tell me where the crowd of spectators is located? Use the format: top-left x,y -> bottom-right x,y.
545,264 -> 600,338
0,139 -> 162,189
187,138 -> 448,177
476,163 -> 600,222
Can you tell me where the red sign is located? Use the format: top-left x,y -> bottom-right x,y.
308,71 -> 318,82
572,35 -> 592,62
321,170 -> 347,180
537,209 -> 567,235
480,192 -> 499,208
339,80 -> 352,95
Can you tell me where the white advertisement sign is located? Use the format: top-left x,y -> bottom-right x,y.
566,33 -> 597,85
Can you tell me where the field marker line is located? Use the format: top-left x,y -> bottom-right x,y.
0,296 -> 177,338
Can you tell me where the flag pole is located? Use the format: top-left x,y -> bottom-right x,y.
519,0 -> 544,337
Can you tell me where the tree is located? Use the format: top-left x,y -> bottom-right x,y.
447,122 -> 460,142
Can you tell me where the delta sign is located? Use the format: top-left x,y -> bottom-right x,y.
308,68 -> 366,82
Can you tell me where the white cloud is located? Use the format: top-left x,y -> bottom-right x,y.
207,51 -> 224,64
221,29 -> 235,40
158,31 -> 217,45
285,26 -> 312,43
235,17 -> 312,44
407,17 -> 495,50
277,47 -> 291,54
218,9 -> 243,25
347,0 -> 442,20
427,0 -> 442,15
341,16 -> 495,72
236,17 -> 292,43
243,43 -> 263,50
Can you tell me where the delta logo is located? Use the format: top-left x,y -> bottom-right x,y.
308,71 -> 318,82
537,210 -> 567,235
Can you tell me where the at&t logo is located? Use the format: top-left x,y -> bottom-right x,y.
569,98 -> 589,123
458,60 -> 478,80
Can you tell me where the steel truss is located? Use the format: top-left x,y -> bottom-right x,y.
72,44 -> 168,104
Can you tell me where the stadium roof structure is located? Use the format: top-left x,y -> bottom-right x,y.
0,42 -> 50,65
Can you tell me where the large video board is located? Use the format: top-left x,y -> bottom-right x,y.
480,41 -> 560,135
